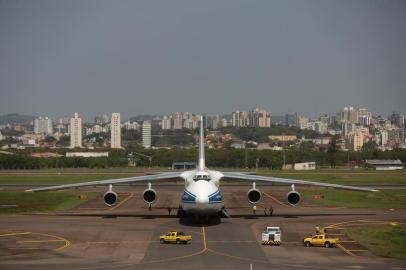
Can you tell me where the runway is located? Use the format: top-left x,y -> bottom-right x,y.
0,185 -> 405,270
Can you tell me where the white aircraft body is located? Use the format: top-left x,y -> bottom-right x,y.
27,116 -> 377,218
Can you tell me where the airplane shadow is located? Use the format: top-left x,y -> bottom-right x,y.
52,212 -> 376,226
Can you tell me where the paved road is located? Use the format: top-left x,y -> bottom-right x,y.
0,186 -> 405,270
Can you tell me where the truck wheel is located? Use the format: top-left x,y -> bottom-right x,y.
160,239 -> 165,244
305,241 -> 311,247
176,239 -> 181,244
183,241 -> 187,244
324,242 -> 331,248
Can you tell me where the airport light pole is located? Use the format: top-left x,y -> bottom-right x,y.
282,133 -> 286,169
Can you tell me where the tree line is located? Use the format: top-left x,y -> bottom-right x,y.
1,147 -> 405,170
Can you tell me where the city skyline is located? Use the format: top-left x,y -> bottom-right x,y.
1,0 -> 405,119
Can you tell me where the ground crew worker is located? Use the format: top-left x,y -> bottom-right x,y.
167,207 -> 171,216
315,225 -> 320,234
264,207 -> 268,216
253,205 -> 257,215
269,206 -> 274,216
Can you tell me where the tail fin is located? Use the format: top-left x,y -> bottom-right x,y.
198,115 -> 205,171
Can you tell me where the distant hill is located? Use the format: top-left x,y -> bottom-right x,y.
0,113 -> 36,125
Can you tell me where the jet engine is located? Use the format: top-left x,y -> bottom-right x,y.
103,185 -> 118,206
247,182 -> 261,204
286,184 -> 301,205
143,182 -> 157,204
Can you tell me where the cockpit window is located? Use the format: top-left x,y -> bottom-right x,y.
193,174 -> 211,181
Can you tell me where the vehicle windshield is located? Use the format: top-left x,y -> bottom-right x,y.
178,231 -> 184,235
193,174 -> 211,181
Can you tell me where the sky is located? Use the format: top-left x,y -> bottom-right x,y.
0,0 -> 405,121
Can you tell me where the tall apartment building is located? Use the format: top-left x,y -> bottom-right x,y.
110,113 -> 121,149
341,107 -> 358,124
389,112 -> 405,128
233,108 -> 270,127
357,108 -> 372,126
34,117 -> 53,135
232,110 -> 248,127
351,130 -> 364,151
161,116 -> 172,130
173,112 -> 183,129
70,113 -> 82,148
142,121 -> 152,148
257,109 -> 271,127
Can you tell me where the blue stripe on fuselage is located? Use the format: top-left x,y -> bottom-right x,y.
208,190 -> 222,203
182,189 -> 223,204
182,189 -> 196,203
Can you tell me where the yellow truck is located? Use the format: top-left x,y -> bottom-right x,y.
303,233 -> 338,248
160,231 -> 192,244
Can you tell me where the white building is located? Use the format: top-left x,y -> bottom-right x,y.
299,116 -> 309,130
314,121 -> 328,134
124,121 -> 140,131
341,106 -> 358,124
380,130 -> 388,146
257,109 -> 271,127
232,110 -> 247,127
173,112 -> 183,130
161,116 -> 172,130
142,121 -> 152,148
221,118 -> 230,128
184,119 -> 194,129
66,152 -> 108,158
110,113 -> 121,149
34,117 -> 53,135
357,108 -> 372,126
294,162 -> 316,170
212,116 -> 220,129
70,113 -> 82,148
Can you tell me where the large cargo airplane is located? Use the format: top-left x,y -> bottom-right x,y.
27,116 -> 377,218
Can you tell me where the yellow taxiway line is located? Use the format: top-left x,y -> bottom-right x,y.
0,232 -> 31,237
202,224 -> 207,250
262,191 -> 286,206
108,193 -> 134,211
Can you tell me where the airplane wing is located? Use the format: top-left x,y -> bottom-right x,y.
25,172 -> 184,192
221,172 -> 378,192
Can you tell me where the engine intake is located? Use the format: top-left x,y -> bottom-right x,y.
247,189 -> 261,204
143,188 -> 157,204
287,191 -> 301,205
103,191 -> 118,206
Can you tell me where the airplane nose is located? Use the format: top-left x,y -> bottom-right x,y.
196,194 -> 209,205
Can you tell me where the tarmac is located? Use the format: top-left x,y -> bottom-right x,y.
0,184 -> 405,270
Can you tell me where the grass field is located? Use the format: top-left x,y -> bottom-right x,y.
302,189 -> 406,209
260,169 -> 406,185
0,168 -> 405,185
346,225 -> 406,260
0,174 -> 138,185
0,191 -> 96,214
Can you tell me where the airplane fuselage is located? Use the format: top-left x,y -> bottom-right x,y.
180,169 -> 225,215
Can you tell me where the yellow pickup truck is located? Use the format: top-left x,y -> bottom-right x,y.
160,231 -> 192,244
303,234 -> 338,248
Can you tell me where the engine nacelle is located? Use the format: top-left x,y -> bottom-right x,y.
143,188 -> 157,204
103,191 -> 118,206
247,188 -> 261,204
287,191 -> 301,205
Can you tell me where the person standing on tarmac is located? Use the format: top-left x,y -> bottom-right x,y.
264,207 -> 268,216
253,205 -> 257,215
269,206 -> 274,216
167,207 -> 171,216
